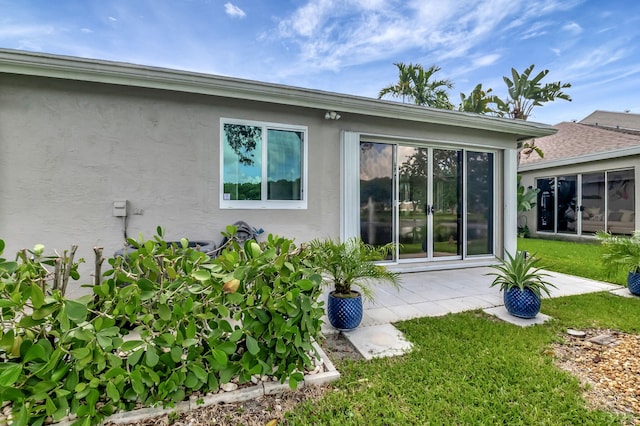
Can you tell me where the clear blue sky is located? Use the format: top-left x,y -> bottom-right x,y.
2,0 -> 639,125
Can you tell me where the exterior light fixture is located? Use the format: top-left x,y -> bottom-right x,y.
324,111 -> 341,120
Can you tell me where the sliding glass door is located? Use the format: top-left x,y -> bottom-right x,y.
360,142 -> 493,262
536,169 -> 635,236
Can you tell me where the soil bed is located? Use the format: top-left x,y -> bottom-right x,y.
104,333 -> 361,426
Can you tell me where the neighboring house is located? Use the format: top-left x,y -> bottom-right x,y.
519,111 -> 640,238
0,49 -> 554,296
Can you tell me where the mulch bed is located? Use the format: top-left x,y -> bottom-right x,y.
552,328 -> 640,424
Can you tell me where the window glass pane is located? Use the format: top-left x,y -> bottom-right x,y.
433,149 -> 462,258
223,124 -> 262,201
267,129 -> 303,200
581,172 -> 605,235
398,146 -> 428,258
607,169 -> 635,234
536,177 -> 555,232
557,175 -> 577,234
466,152 -> 493,255
360,142 -> 394,257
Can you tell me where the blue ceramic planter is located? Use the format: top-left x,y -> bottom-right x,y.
504,287 -> 541,319
327,292 -> 363,330
628,272 -> 640,296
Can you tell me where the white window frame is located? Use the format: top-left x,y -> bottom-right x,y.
220,118 -> 308,209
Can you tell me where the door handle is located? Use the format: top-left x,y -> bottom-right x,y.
426,205 -> 435,215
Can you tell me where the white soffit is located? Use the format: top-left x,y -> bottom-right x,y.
0,49 -> 555,139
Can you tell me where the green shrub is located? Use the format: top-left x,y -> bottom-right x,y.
0,227 -> 324,425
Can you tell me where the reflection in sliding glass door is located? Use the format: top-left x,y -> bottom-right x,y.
432,149 -> 462,258
359,142 -> 395,259
398,146 -> 428,258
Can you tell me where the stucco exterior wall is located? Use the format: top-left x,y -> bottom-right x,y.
1,73 -> 517,296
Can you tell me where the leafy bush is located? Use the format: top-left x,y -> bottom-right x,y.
0,228 -> 324,425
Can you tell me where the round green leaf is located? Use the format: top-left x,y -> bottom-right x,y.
106,381 -> 120,402
191,269 -> 211,281
170,346 -> 182,363
70,347 -> 91,360
30,283 -> 45,309
0,363 -> 23,386
245,335 -> 259,356
23,343 -> 47,363
158,304 -> 172,321
211,348 -> 228,367
137,278 -> 155,291
145,347 -> 159,367
64,300 -> 88,323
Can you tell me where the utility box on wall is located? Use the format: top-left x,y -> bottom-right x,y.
112,200 -> 127,217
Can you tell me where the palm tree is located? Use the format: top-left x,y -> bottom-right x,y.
496,64 -> 571,120
379,63 -> 454,109
458,84 -> 499,114
378,62 -> 413,103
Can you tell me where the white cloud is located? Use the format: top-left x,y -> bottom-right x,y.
274,0 -> 562,75
80,28 -> 93,34
108,16 -> 118,22
0,24 -> 55,38
562,21 -> 583,34
473,54 -> 501,68
224,3 -> 246,18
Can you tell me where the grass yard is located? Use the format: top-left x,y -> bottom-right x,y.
284,238 -> 639,425
285,293 -> 639,425
517,237 -> 627,286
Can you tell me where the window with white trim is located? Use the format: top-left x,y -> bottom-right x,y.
220,119 -> 307,209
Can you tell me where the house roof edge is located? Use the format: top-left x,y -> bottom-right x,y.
0,49 -> 555,138
518,145 -> 640,172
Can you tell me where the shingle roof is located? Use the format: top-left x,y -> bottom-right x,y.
580,110 -> 640,131
519,121 -> 640,166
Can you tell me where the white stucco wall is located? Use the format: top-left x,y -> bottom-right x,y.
1,73 -> 520,296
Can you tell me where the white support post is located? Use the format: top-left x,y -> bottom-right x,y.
341,131 -> 360,241
504,147 -> 518,257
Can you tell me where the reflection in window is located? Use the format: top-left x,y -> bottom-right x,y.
607,169 -> 635,234
466,152 -> 493,256
223,124 -> 262,201
581,173 -> 605,235
537,169 -> 635,235
557,175 -> 577,234
221,121 -> 306,208
359,142 -> 394,253
536,178 -> 555,232
267,129 -> 303,200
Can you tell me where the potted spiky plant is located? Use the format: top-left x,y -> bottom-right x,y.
309,237 -> 400,330
595,231 -> 640,296
487,251 -> 556,318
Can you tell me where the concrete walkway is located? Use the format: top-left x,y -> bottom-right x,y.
322,267 -> 623,360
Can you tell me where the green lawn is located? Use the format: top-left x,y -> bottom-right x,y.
284,238 -> 639,425
286,293 -> 639,425
517,237 -> 627,286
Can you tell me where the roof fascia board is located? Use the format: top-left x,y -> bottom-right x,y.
518,146 -> 640,172
0,49 -> 555,138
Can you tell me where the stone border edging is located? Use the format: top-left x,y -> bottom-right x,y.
54,341 -> 340,426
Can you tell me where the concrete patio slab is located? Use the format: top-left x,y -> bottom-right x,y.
483,306 -> 552,327
341,323 -> 413,360
610,287 -> 640,298
320,267 -> 620,357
